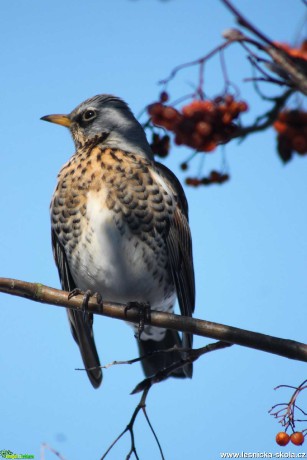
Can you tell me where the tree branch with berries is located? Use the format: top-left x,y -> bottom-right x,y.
143,0 -> 307,187
270,379 -> 307,447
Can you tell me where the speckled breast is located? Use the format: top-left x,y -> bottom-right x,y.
50,147 -> 176,311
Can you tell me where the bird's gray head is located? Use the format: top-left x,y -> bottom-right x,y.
41,94 -> 153,159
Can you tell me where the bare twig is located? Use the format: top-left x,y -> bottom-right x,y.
221,0 -> 276,46
100,341 -> 231,458
221,0 -> 307,95
131,341 -> 231,394
40,443 -> 67,460
100,387 -> 164,460
1,278 -> 307,363
269,379 -> 307,431
234,88 -> 294,139
159,41 -> 232,87
159,4 -> 307,97
82,341 -> 230,374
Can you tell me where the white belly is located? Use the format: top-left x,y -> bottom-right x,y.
68,193 -> 175,312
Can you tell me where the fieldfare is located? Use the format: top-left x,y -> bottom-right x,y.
41,95 -> 195,388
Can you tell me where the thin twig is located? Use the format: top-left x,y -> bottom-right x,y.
221,0 -> 307,95
221,0 -> 276,47
159,41 -> 232,86
100,387 -> 164,460
100,342 -> 231,458
269,379 -> 307,431
142,406 -> 165,460
233,88 -> 293,139
40,443 -> 67,460
131,341 -> 232,394
78,345 -> 196,372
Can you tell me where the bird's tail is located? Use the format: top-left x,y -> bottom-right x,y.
67,309 -> 102,388
137,329 -> 193,378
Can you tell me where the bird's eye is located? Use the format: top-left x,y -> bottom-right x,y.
83,109 -> 96,121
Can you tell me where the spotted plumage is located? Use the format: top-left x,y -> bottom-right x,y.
42,94 -> 195,388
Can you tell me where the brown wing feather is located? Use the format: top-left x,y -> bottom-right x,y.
51,230 -> 102,388
154,162 -> 195,373
154,162 -> 195,317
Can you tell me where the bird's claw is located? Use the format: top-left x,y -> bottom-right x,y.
125,301 -> 151,340
68,288 -> 103,321
68,288 -> 83,300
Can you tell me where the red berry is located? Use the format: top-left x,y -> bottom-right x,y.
180,162 -> 188,171
238,101 -> 248,112
222,112 -> 232,124
290,432 -> 305,446
220,173 -> 230,183
276,432 -> 290,446
196,121 -> 212,136
201,177 -> 211,185
148,102 -> 164,116
301,39 -> 307,53
224,94 -> 234,105
164,106 -> 178,120
185,177 -> 200,187
209,170 -> 221,183
160,91 -> 169,103
293,135 -> 307,154
191,132 -> 203,149
273,120 -> 287,134
202,140 -> 217,152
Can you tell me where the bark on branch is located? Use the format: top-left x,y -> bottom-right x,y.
0,277 -> 306,363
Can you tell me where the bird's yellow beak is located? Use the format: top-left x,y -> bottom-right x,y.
40,114 -> 72,128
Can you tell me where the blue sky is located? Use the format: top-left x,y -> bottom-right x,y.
0,1 -> 306,459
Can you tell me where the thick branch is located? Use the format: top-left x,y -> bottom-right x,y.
1,278 -> 306,362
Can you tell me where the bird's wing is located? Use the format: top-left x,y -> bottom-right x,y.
154,162 -> 195,346
51,229 -> 102,388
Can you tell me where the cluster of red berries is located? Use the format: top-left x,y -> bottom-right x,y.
185,170 -> 230,187
273,110 -> 307,162
276,431 -> 305,446
150,133 -> 170,158
148,94 -> 248,153
274,40 -> 307,61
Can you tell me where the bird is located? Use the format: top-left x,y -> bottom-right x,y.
41,94 -> 195,388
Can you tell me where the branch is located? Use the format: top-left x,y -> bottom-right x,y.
96,341 -> 231,373
269,379 -> 307,432
100,387 -> 164,460
130,341 -> 232,394
221,0 -> 276,47
1,278 -> 306,362
100,341 -> 230,459
233,88 -> 293,140
159,40 -> 232,87
221,0 -> 307,95
40,443 -> 67,460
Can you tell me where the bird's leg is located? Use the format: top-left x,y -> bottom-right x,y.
68,288 -> 103,321
125,301 -> 151,340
